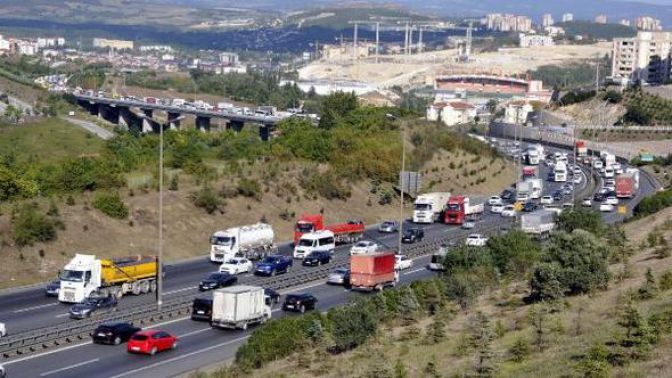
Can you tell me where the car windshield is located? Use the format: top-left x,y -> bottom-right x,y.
225,259 -> 239,264
211,236 -> 232,246
414,203 -> 430,211
382,222 -> 394,227
208,273 -> 224,280
296,223 -> 313,233
83,298 -> 99,305
334,269 -> 348,275
355,242 -> 369,247
261,257 -> 278,264
298,239 -> 314,247
446,204 -> 460,211
59,270 -> 84,282
431,254 -> 445,264
131,334 -> 149,341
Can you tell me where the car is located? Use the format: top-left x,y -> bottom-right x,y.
582,198 -> 592,207
327,268 -> 351,286
465,234 -> 488,247
92,322 -> 141,345
45,279 -> 60,297
264,288 -> 281,305
553,189 -> 564,201
605,196 -> 619,205
219,257 -> 254,275
302,251 -> 332,266
501,205 -> 517,217
350,240 -> 379,255
69,295 -> 117,319
395,255 -> 413,270
402,228 -> 425,243
516,192 -> 529,202
605,178 -> 616,186
255,255 -> 293,276
282,293 -> 318,313
600,203 -> 614,212
198,272 -> 237,291
540,196 -> 553,205
593,192 -> 605,202
573,175 -> 582,184
191,297 -> 213,321
0,322 -> 5,338
490,203 -> 505,214
603,184 -> 616,192
461,221 -> 475,230
127,330 -> 177,355
378,220 -> 399,233
500,189 -> 515,202
562,202 -> 574,209
0,363 -> 4,378
488,196 -> 503,206
573,167 -> 582,175
523,201 -> 538,212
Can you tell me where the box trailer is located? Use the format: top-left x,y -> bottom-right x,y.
211,286 -> 271,330
350,252 -> 398,291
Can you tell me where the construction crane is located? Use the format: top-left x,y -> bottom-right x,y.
348,20 -> 382,63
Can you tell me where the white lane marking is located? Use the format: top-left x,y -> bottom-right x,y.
403,268 -> 426,276
163,286 -> 196,296
13,303 -> 58,313
55,313 -> 69,318
108,336 -> 251,378
39,358 -> 100,376
177,327 -> 211,338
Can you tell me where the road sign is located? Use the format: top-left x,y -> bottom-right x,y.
617,206 -> 627,214
399,171 -> 422,196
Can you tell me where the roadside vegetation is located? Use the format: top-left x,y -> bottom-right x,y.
192,209 -> 672,378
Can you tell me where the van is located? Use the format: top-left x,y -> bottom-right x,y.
293,230 -> 336,259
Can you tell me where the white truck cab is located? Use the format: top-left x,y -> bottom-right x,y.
210,224 -> 274,263
293,230 -> 335,259
413,192 -> 451,224
58,254 -> 101,303
0,322 -> 6,337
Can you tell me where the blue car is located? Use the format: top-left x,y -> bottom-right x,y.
254,255 -> 293,276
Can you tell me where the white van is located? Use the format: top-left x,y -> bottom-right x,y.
604,166 -> 615,179
293,230 -> 336,259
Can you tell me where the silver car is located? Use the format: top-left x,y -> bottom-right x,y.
378,221 -> 399,233
327,268 -> 350,286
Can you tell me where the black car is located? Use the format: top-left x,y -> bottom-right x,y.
69,295 -> 117,319
198,272 -> 237,291
501,189 -> 515,202
91,321 -> 141,345
593,192 -> 605,202
282,293 -> 318,313
553,189 -> 564,201
264,288 -> 281,306
302,251 -> 332,267
523,201 -> 538,212
401,228 -> 425,243
45,279 -> 60,297
191,297 -> 213,321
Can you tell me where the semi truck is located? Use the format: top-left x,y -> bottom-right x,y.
522,166 -> 537,179
576,141 -> 588,157
517,179 -> 542,199
58,254 -> 157,303
413,192 -> 451,224
444,195 -> 486,225
210,286 -> 271,330
210,223 -> 276,263
554,162 -> 567,182
350,252 -> 398,291
521,210 -> 556,239
293,214 -> 364,245
616,169 -> 640,198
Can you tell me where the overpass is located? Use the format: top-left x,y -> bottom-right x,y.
74,95 -> 289,140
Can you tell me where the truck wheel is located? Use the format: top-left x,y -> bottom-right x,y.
149,281 -> 157,293
242,322 -> 248,331
113,337 -> 121,345
300,305 -> 306,314
149,347 -> 157,356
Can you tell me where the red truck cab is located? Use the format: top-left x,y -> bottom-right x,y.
294,214 -> 324,244
444,196 -> 466,225
522,166 -> 536,179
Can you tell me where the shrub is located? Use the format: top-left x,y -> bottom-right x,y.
237,178 -> 262,200
93,192 -> 129,219
12,203 -> 61,246
191,186 -> 222,214
328,300 -> 378,353
509,337 -> 531,363
659,270 -> 672,291
168,174 -> 179,191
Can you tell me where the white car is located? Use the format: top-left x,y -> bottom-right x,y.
573,167 -> 582,175
219,257 -> 253,275
488,196 -> 503,206
605,196 -> 619,205
462,221 -> 475,230
540,196 -> 553,205
501,205 -> 517,217
573,175 -> 582,184
465,234 -> 488,247
582,198 -> 592,207
350,240 -> 379,255
395,255 -> 413,270
0,322 -> 5,338
599,203 -> 614,212
490,204 -> 504,214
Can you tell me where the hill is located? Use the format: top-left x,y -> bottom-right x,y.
286,6 -> 431,29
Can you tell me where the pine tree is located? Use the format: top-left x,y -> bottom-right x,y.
472,312 -> 497,377
638,267 -> 658,300
425,317 -> 446,344
394,359 -> 408,378
424,355 -> 441,378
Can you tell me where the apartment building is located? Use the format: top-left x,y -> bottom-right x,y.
611,31 -> 672,85
484,14 -> 532,32
542,14 -> 554,28
92,38 -> 134,50
636,17 -> 663,31
519,33 -> 555,48
595,15 -> 608,24
562,13 -> 574,23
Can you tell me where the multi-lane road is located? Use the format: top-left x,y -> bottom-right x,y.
0,141 -> 660,377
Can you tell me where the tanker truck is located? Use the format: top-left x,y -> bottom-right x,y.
58,254 -> 157,303
210,223 -> 276,263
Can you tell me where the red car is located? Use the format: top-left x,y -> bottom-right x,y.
127,330 -> 178,355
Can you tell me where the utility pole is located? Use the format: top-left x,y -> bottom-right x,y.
375,22 -> 380,63
418,26 -> 423,54
404,23 -> 409,56
157,121 -> 164,311
353,22 -> 358,62
398,126 -> 406,254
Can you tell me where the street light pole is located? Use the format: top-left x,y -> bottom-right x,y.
398,127 -> 406,254
157,122 -> 164,311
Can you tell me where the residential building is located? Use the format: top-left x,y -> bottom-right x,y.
17,41 -> 37,56
635,16 -> 663,31
544,26 -> 565,37
611,31 -> 672,85
595,15 -> 608,24
37,37 -> 65,49
219,52 -> 239,66
504,100 -> 534,125
519,33 -> 554,48
542,14 -> 555,28
562,13 -> 574,23
92,38 -> 134,50
139,45 -> 174,52
483,14 -> 532,33
427,102 -> 477,126
620,19 -> 632,27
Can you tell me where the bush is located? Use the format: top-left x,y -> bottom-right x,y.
557,208 -> 605,236
635,190 -> 672,218
328,300 -> 378,353
486,230 -> 541,278
509,337 -> 531,363
191,186 -> 222,214
92,192 -> 129,219
237,178 -> 262,201
12,203 -> 61,246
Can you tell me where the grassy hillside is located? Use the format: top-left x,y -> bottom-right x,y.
286,7 -> 431,29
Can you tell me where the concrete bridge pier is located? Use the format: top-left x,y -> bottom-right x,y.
196,116 -> 211,132
141,108 -> 155,133
86,102 -> 99,117
167,112 -> 182,130
259,124 -> 272,141
118,107 -> 132,129
99,105 -> 120,124
228,120 -> 244,133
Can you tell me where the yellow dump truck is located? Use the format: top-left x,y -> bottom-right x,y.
59,254 -> 158,303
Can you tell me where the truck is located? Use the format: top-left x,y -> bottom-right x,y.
516,180 -> 533,199
616,169 -> 640,198
210,286 -> 271,330
293,214 -> 364,245
525,149 -> 541,165
144,97 -> 157,104
522,166 -> 537,179
172,98 -> 186,107
444,195 -> 486,225
521,209 -> 556,239
526,178 -> 543,199
210,223 -> 276,263
576,140 -> 588,157
554,161 -> 567,182
601,151 -> 616,168
350,252 -> 398,291
412,192 -> 451,224
58,254 -> 157,303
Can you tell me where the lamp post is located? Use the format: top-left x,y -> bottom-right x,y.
157,121 -> 164,311
386,113 -> 405,254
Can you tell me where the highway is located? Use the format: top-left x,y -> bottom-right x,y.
0,141 -> 658,377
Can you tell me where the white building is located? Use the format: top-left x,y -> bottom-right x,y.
620,19 -> 632,27
562,13 -> 574,23
286,80 -> 377,96
544,26 -> 565,37
542,14 -> 555,28
519,33 -> 555,48
483,14 -> 532,32
427,102 -> 477,126
595,15 -> 608,24
504,100 -> 534,125
37,37 -> 65,49
17,41 -> 37,56
139,45 -> 174,52
635,16 -> 663,31
611,31 -> 672,85
219,52 -> 239,66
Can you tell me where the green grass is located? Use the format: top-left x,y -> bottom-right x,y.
0,118 -> 104,164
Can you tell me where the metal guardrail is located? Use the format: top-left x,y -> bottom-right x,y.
0,221 -> 506,360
